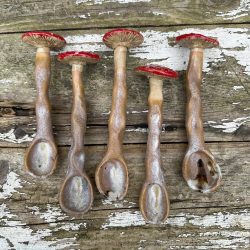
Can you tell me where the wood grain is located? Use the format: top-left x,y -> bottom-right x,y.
0,2 -> 250,249
0,143 -> 249,249
0,0 -> 249,33
0,25 -> 249,148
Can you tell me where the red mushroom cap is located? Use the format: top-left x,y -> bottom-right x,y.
57,51 -> 100,65
176,33 -> 219,49
22,31 -> 66,50
103,28 -> 143,49
135,65 -> 178,79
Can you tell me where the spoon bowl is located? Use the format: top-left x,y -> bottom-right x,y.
96,158 -> 128,201
183,149 -> 222,193
60,173 -> 93,214
140,182 -> 169,224
25,138 -> 57,177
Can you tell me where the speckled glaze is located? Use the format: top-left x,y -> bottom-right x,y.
176,33 -> 222,193
23,31 -> 66,177
95,29 -> 143,201
135,65 -> 177,224
58,51 -> 100,215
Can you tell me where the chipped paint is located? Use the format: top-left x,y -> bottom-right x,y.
0,204 -> 78,249
0,171 -> 22,199
60,28 -> 250,76
28,204 -> 67,223
233,85 -> 245,90
132,28 -> 250,75
177,231 -> 250,249
55,222 -> 86,231
76,0 -> 151,5
125,128 -> 148,133
208,116 -> 250,133
0,79 -> 12,84
102,198 -> 136,208
0,226 -> 77,250
0,129 -> 34,144
102,211 -> 145,229
101,209 -> 250,229
217,0 -> 250,20
98,11 -> 115,15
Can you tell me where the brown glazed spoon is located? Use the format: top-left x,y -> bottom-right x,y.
95,29 -> 144,200
57,51 -> 100,215
135,65 -> 178,224
22,31 -> 66,177
176,33 -> 222,193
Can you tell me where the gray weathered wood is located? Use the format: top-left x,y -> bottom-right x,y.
0,25 -> 249,149
0,0 -> 249,33
0,143 -> 249,249
0,2 -> 250,249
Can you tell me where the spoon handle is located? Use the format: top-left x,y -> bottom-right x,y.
145,78 -> 165,184
185,48 -> 205,149
107,46 -> 127,156
69,64 -> 86,173
35,47 -> 54,141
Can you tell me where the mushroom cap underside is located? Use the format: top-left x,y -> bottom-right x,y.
103,28 -> 144,49
176,33 -> 219,48
57,51 -> 101,64
22,31 -> 66,49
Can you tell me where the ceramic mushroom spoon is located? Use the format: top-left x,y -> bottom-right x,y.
57,51 -> 100,215
95,29 -> 144,201
135,65 -> 178,224
22,31 -> 66,177
176,33 -> 222,193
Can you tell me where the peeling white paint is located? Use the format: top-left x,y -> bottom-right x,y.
125,128 -> 148,133
233,85 -> 245,90
55,222 -> 86,231
56,28 -> 250,75
151,11 -> 165,16
0,171 -> 22,199
0,204 -> 78,249
102,198 -> 136,208
101,110 -> 111,115
0,79 -> 12,84
217,0 -> 250,20
76,0 -> 151,5
0,203 -> 20,226
0,226 -> 77,250
101,209 -> 250,229
98,10 -> 115,15
0,129 -> 34,144
28,205 -> 67,223
208,116 -> 250,133
177,231 -> 250,249
102,211 -> 145,229
130,110 -> 148,114
132,28 -> 250,75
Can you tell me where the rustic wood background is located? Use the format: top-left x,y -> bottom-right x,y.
0,0 -> 250,249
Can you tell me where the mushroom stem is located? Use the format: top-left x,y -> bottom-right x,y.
146,77 -> 164,183
186,47 -> 205,149
35,47 -> 54,139
69,63 -> 86,172
107,45 -> 127,155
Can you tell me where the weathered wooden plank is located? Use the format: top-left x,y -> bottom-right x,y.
0,142 -> 249,249
0,114 -> 250,148
0,25 -> 249,147
1,142 -> 249,211
0,206 -> 249,249
0,0 -> 249,33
